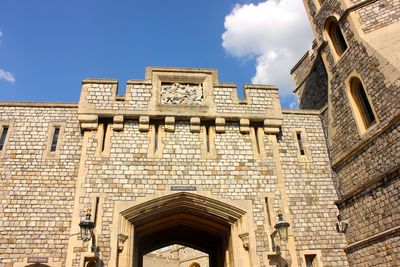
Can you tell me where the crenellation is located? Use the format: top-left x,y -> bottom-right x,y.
79,68 -> 282,129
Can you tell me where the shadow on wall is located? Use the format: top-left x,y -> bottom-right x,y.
299,55 -> 328,110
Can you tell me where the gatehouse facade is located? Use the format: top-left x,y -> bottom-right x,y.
0,67 -> 349,266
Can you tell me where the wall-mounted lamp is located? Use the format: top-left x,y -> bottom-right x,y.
79,208 -> 95,242
79,208 -> 98,253
274,212 -> 290,241
336,215 -> 349,233
271,212 -> 290,253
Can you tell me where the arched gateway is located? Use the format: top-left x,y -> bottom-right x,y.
114,192 -> 251,267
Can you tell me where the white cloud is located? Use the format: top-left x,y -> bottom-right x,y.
0,31 -> 15,83
0,69 -> 15,83
222,0 -> 313,97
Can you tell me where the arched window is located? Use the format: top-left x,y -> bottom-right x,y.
348,77 -> 376,132
325,17 -> 348,57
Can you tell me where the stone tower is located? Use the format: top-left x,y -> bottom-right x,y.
291,0 -> 400,265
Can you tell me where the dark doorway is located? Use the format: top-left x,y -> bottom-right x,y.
120,193 -> 246,267
134,214 -> 230,267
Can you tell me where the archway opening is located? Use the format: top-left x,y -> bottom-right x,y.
135,213 -> 229,267
120,193 -> 246,267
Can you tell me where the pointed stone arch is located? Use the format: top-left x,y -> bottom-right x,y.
113,192 -> 255,267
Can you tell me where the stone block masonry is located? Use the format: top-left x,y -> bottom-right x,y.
0,67 -> 348,267
0,103 -> 81,266
295,0 -> 400,265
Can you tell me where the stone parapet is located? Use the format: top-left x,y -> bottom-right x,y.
78,67 -> 283,132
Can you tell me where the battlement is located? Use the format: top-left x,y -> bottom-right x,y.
78,67 -> 283,133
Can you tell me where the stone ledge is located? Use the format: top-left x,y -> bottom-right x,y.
0,101 -> 78,108
344,225 -> 400,252
244,84 -> 278,90
282,109 -> 321,115
77,110 -> 282,122
335,164 -> 400,206
82,78 -> 119,84
332,112 -> 400,169
213,83 -> 237,88
126,79 -> 152,85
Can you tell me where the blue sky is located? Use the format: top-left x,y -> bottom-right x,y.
0,0 -> 313,108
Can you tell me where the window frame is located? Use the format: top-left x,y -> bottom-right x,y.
345,74 -> 379,135
0,121 -> 12,158
324,16 -> 348,61
292,128 -> 312,162
43,122 -> 66,159
300,250 -> 323,267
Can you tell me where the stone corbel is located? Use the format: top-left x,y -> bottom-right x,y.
117,234 -> 128,253
264,118 -> 282,135
190,117 -> 201,133
78,114 -> 98,131
239,232 -> 250,250
240,119 -> 250,134
215,118 -> 225,133
165,116 -> 175,132
112,115 -> 124,131
139,116 -> 150,132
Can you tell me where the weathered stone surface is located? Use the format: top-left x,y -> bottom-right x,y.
292,0 -> 400,265
0,68 -> 349,267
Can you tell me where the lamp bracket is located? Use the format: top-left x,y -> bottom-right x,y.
118,234 -> 129,253
238,232 -> 250,250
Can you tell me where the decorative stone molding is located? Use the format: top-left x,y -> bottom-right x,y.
190,117 -> 201,133
80,123 -> 98,131
78,114 -> 98,122
215,118 -> 225,133
239,232 -> 250,250
78,114 -> 98,131
113,115 -> 124,131
264,118 -> 282,135
120,192 -> 246,224
160,82 -> 203,105
139,116 -> 150,132
165,116 -> 175,132
240,119 -> 250,134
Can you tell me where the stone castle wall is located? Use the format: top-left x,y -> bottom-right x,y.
290,50 -> 328,110
352,0 -> 400,33
0,103 -> 81,266
279,110 -> 348,266
297,0 -> 400,265
0,68 -> 348,267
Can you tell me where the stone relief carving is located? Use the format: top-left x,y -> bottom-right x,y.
161,82 -> 203,105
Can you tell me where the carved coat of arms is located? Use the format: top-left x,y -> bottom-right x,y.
161,83 -> 203,105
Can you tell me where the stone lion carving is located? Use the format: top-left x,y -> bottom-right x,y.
161,83 -> 203,105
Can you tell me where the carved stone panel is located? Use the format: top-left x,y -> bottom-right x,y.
161,82 -> 203,105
